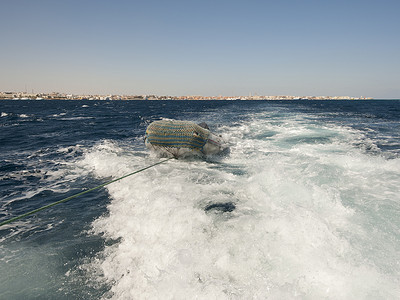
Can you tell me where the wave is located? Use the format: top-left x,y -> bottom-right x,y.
1,102 -> 398,299
79,112 -> 400,299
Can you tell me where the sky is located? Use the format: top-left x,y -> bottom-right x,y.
1,0 -> 399,98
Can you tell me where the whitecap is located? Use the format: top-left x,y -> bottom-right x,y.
80,116 -> 400,299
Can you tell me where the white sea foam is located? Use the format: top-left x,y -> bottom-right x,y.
60,116 -> 94,121
51,112 -> 67,117
79,113 -> 400,299
1,112 -> 8,117
0,145 -> 90,213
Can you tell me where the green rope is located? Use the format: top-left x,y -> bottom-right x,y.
0,158 -> 173,227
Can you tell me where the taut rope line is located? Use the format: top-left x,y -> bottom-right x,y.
0,158 -> 173,227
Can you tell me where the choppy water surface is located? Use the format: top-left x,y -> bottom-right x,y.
1,100 -> 399,299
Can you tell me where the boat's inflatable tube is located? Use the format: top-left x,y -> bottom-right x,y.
145,120 -> 228,158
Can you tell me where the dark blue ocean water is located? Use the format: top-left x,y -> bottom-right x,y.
1,100 -> 399,299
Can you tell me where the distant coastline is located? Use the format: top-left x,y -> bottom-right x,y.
0,91 -> 373,101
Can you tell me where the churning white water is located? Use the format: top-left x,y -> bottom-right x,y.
77,110 -> 400,299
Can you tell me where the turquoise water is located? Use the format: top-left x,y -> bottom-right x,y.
1,100 -> 399,299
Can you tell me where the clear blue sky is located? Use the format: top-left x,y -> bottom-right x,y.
1,0 -> 399,98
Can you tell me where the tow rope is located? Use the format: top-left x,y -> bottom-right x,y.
0,158 -> 173,227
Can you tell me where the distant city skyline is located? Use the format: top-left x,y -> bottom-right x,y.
1,0 -> 399,98
0,90 -> 374,100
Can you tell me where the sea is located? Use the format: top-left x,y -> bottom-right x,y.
0,100 -> 399,300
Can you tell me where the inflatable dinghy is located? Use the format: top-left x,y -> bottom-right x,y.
145,120 -> 228,158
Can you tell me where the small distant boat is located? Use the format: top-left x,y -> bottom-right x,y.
145,119 -> 229,158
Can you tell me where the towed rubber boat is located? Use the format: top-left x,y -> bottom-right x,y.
145,119 -> 229,158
